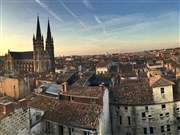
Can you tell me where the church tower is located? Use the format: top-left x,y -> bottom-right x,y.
33,15 -> 45,72
46,19 -> 55,71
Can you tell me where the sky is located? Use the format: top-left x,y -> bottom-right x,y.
0,0 -> 179,56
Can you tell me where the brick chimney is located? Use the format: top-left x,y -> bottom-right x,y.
61,82 -> 67,92
2,102 -> 14,115
99,82 -> 105,90
18,98 -> 27,109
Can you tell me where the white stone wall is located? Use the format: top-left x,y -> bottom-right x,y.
29,108 -> 44,127
152,85 -> 173,103
99,88 -> 110,135
113,101 -> 180,135
0,108 -> 30,135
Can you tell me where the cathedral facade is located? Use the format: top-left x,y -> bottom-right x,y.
5,16 -> 55,73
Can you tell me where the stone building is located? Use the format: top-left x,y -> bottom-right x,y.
0,99 -> 30,135
28,82 -> 110,135
111,75 -> 180,135
0,76 -> 30,100
5,15 -> 55,73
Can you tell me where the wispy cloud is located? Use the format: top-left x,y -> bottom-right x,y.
94,15 -> 109,37
82,0 -> 93,10
35,0 -> 62,22
59,1 -> 89,32
35,0 -> 75,33
61,2 -> 77,18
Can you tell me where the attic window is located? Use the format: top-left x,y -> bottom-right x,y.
69,96 -> 74,101
91,99 -> 96,104
162,104 -> 166,110
161,88 -> 164,94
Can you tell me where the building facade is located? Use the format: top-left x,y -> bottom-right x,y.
5,16 -> 55,73
111,75 -> 180,135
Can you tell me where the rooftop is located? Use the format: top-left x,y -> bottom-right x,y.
150,75 -> 174,87
28,93 -> 102,129
61,86 -> 104,98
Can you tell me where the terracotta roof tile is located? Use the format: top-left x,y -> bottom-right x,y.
28,93 -> 102,129
61,86 -> 104,98
150,75 -> 174,87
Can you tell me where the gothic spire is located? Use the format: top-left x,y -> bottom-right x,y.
36,14 -> 41,39
47,18 -> 52,40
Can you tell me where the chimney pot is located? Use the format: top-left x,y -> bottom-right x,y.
2,102 -> 14,115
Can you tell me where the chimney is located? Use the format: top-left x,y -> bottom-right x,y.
99,82 -> 105,90
18,98 -> 27,109
2,102 -> 14,115
61,82 -> 67,92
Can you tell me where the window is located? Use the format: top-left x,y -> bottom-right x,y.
149,115 -> 152,118
176,108 -> 179,112
178,126 -> 180,131
83,131 -> 90,135
161,88 -> 164,94
160,114 -> 163,118
68,128 -> 74,135
91,99 -> 96,104
117,105 -> 120,109
126,133 -> 131,135
142,112 -> 146,118
145,106 -> 148,112
144,128 -> 147,134
166,113 -> 169,117
35,112 -> 41,121
59,125 -> 64,135
128,116 -> 131,125
162,104 -> 166,110
167,125 -> 170,132
119,116 -> 122,125
150,127 -> 154,134
125,106 -> 128,111
69,96 -> 74,101
161,126 -> 164,134
45,121 -> 50,134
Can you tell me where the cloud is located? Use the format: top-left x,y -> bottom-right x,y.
35,0 -> 63,22
61,2 -> 77,18
94,15 -> 109,37
78,20 -> 89,32
94,16 -> 101,24
82,0 -> 93,10
35,0 -> 75,33
59,1 -> 89,32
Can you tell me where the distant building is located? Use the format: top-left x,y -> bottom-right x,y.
5,15 -> 55,73
96,60 -> 114,74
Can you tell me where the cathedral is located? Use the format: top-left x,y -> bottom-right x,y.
5,16 -> 55,73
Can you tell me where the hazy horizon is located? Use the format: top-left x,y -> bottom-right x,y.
0,0 -> 179,56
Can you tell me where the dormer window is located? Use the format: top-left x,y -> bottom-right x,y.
161,88 -> 164,94
91,99 -> 96,104
69,96 -> 74,101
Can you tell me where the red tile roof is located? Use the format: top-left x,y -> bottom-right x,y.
61,86 -> 104,98
150,75 -> 174,88
28,93 -> 102,129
